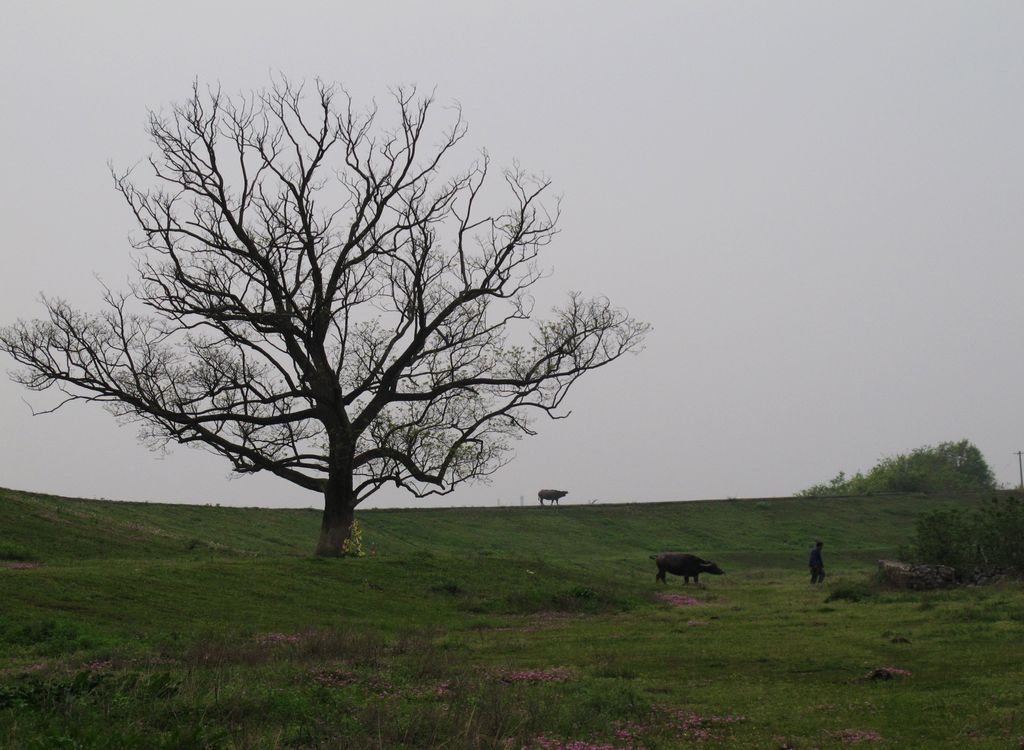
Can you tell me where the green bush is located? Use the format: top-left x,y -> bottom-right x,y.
974,497 -> 1024,570
910,496 -> 1024,574
799,439 -> 997,497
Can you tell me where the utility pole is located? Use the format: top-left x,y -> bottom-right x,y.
1016,451 -> 1023,490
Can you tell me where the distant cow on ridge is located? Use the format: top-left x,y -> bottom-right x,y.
538,489 -> 569,506
651,553 -> 725,584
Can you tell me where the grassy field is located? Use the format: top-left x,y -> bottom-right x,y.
1,487 -> 1022,749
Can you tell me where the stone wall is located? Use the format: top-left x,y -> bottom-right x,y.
877,559 -> 1011,589
876,559 -> 957,589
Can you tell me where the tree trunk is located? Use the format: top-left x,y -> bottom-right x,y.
315,472 -> 356,557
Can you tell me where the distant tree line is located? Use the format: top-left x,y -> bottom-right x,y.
798,440 -> 997,497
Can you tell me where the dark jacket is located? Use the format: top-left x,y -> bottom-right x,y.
809,547 -> 824,568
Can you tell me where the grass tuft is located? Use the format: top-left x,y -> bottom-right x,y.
0,542 -> 37,562
825,581 -> 877,603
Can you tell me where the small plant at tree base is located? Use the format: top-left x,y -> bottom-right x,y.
340,521 -> 366,558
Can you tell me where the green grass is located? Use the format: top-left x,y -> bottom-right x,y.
1,486 -> 1022,748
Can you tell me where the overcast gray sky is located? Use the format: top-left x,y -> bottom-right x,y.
2,1 -> 1023,509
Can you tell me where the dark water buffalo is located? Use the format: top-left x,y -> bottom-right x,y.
650,553 -> 725,584
538,489 -> 569,505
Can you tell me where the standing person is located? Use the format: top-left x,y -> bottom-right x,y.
809,540 -> 825,584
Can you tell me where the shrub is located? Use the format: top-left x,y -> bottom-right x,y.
974,497 -> 1024,570
910,496 -> 1024,574
799,439 -> 996,497
909,509 -> 976,570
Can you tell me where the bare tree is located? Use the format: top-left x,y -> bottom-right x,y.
0,79 -> 649,556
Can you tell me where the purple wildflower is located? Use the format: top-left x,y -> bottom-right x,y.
310,668 -> 357,688
253,632 -> 301,646
525,737 -> 646,750
833,728 -> 884,745
500,667 -> 573,683
655,593 -> 704,607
